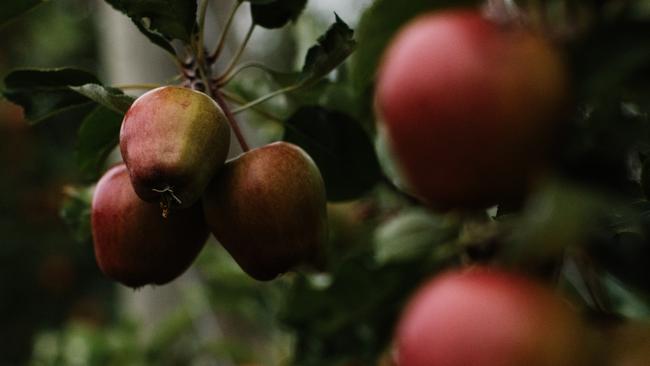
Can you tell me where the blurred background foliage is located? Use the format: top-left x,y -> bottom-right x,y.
1,0 -> 650,365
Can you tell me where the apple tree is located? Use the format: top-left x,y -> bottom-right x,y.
1,0 -> 650,364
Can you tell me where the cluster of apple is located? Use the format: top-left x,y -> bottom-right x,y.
91,86 -> 327,288
375,9 -> 587,366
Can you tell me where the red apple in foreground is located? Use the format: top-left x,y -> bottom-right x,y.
120,86 -> 230,210
202,142 -> 327,281
91,164 -> 208,288
395,268 -> 588,366
376,10 -> 569,209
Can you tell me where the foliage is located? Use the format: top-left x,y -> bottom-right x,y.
1,0 -> 650,365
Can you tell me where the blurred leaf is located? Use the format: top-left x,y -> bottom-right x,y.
284,106 -> 381,201
248,0 -> 307,29
554,100 -> 648,194
350,0 -> 477,95
506,180 -> 612,263
2,68 -> 100,124
0,1 -> 45,28
76,106 -> 123,180
591,231 -> 650,296
374,209 -> 457,265
570,20 -> 650,102
282,250 -> 451,366
104,0 -> 198,53
70,84 -> 134,114
60,185 -> 94,243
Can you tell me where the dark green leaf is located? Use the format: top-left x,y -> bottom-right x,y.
350,0 -> 477,95
570,20 -> 650,102
60,185 -> 94,243
3,68 -> 101,124
299,14 -> 356,87
76,106 -> 123,181
104,0 -> 198,52
248,0 -> 307,29
0,0 -> 44,28
281,252 -> 448,366
70,84 -> 134,114
284,106 -> 381,201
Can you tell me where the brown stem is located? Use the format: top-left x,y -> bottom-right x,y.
211,87 -> 250,152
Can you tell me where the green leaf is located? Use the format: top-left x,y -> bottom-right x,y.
76,106 -> 123,181
350,0 -> 477,95
104,0 -> 198,53
247,0 -> 307,29
3,68 -> 101,124
284,106 -> 381,201
0,0 -> 45,28
374,209 -> 457,265
298,14 -> 356,87
60,185 -> 94,243
70,84 -> 134,114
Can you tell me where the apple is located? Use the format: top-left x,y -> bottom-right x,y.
120,86 -> 231,210
395,268 -> 589,366
202,142 -> 327,281
91,164 -> 208,288
376,10 -> 569,209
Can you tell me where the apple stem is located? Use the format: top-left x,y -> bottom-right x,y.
212,89 -> 251,152
153,186 -> 183,218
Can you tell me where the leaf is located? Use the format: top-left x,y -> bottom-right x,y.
247,0 -> 307,29
60,185 -> 94,243
284,106 -> 381,201
70,84 -> 134,114
76,106 -> 123,181
374,209 -> 457,265
104,0 -> 198,53
3,68 -> 101,124
350,0 -> 477,94
0,0 -> 45,28
281,250 -> 450,366
569,20 -> 650,102
298,14 -> 356,87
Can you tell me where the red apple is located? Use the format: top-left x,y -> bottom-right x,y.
202,142 -> 327,281
120,86 -> 230,210
395,268 -> 588,366
91,164 -> 208,288
376,10 -> 569,209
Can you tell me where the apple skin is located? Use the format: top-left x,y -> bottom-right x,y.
376,10 -> 569,209
202,142 -> 327,281
395,268 -> 588,366
91,164 -> 208,288
120,86 -> 230,209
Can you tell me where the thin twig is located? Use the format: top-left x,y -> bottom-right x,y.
217,61 -> 274,86
231,84 -> 301,114
208,0 -> 243,63
213,89 -> 250,151
196,0 -> 210,66
217,23 -> 255,81
221,89 -> 285,123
